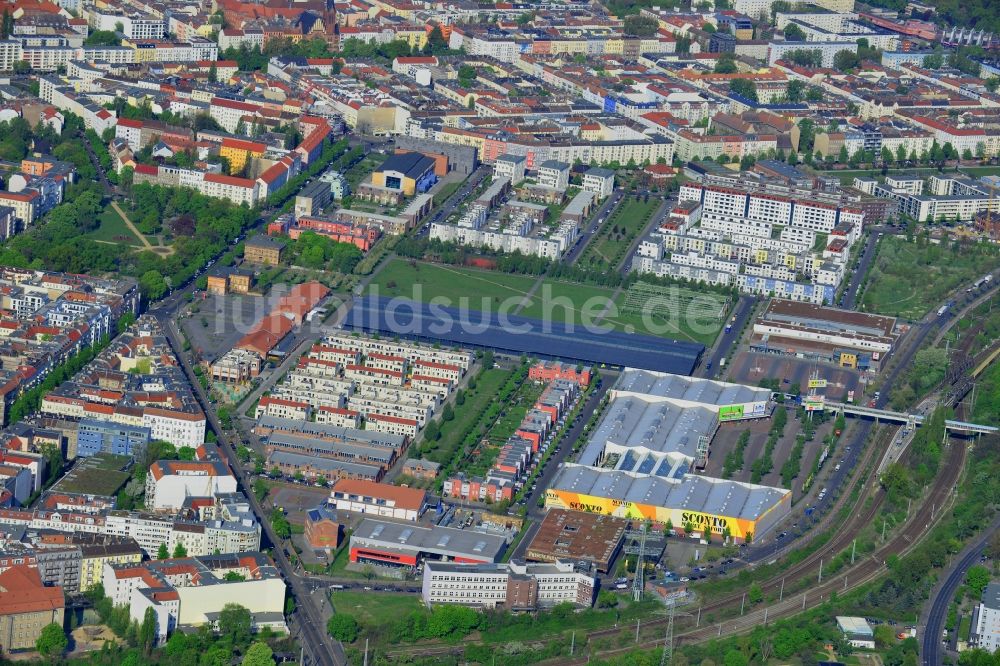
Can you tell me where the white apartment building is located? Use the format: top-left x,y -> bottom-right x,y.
582,168 -> 615,199
973,584 -> 1000,653
200,173 -> 259,206
321,334 -> 473,370
102,553 -> 285,645
255,397 -> 312,421
494,154 -> 526,185
217,29 -> 264,52
141,408 -> 207,448
422,560 -> 596,610
537,161 -> 570,191
91,11 -> 165,40
430,220 -> 577,259
768,41 -> 858,68
144,460 -> 238,511
367,413 -> 420,438
78,45 -> 136,64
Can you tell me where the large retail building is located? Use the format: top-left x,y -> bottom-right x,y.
545,370 -> 791,542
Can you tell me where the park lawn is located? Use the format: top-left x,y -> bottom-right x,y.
601,287 -> 725,346
422,367 -> 510,466
344,155 -> 383,189
517,279 -> 618,325
860,235 -> 1000,320
85,206 -> 143,246
464,379 -> 543,478
432,181 -> 462,206
602,305 -> 721,346
579,196 -> 659,268
368,258 -> 537,310
331,590 -> 423,627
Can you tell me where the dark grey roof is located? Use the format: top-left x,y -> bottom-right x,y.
377,152 -> 436,179
342,296 -> 702,375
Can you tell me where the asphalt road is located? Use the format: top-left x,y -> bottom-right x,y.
563,189 -> 626,264
842,229 -> 881,309
697,294 -> 755,379
921,517 -> 1000,664
416,165 -> 490,237
153,312 -> 346,666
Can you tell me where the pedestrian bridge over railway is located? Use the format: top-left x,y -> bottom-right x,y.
825,402 -> 998,435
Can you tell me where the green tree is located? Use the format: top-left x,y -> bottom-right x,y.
783,23 -> 806,40
423,419 -> 440,442
457,64 -> 476,87
218,603 -> 253,646
786,79 -> 805,103
173,542 -> 187,558
833,49 -> 860,72
140,606 -> 156,654
84,30 -> 120,46
966,565 -> 991,598
271,509 -> 291,539
623,15 -> 659,37
1,10 -> 13,39
139,269 -> 168,301
714,53 -> 738,74
242,641 -> 275,666
157,543 -> 169,560
327,614 -> 359,642
36,623 -> 68,657
748,582 -> 764,604
729,79 -> 758,103
924,52 -> 944,69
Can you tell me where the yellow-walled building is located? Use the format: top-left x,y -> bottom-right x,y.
220,138 -> 266,175
371,152 -> 437,197
79,541 -> 144,593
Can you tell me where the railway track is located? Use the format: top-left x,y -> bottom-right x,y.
553,437 -> 967,664
385,314 -> 991,664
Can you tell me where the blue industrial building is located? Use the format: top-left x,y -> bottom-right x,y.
76,419 -> 151,459
342,296 -> 703,375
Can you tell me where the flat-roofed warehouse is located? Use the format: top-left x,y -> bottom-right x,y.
545,369 -> 789,543
349,518 -> 507,567
525,509 -> 628,573
342,296 -> 703,375
750,298 -> 899,372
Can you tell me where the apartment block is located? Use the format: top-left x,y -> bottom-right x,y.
421,560 -> 595,610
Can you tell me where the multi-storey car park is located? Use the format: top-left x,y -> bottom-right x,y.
545,369 -> 791,543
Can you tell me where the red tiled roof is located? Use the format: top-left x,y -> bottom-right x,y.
0,565 -> 64,616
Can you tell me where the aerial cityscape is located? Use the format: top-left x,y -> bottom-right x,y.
0,0 -> 997,663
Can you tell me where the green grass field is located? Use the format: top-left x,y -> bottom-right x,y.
600,281 -> 728,346
422,367 -> 510,466
578,196 -> 659,269
464,380 -> 544,478
85,206 -> 143,245
516,279 -> 618,325
860,236 -> 1000,320
330,590 -> 423,626
368,258 -> 537,310
344,155 -> 384,189
432,181 -> 462,206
